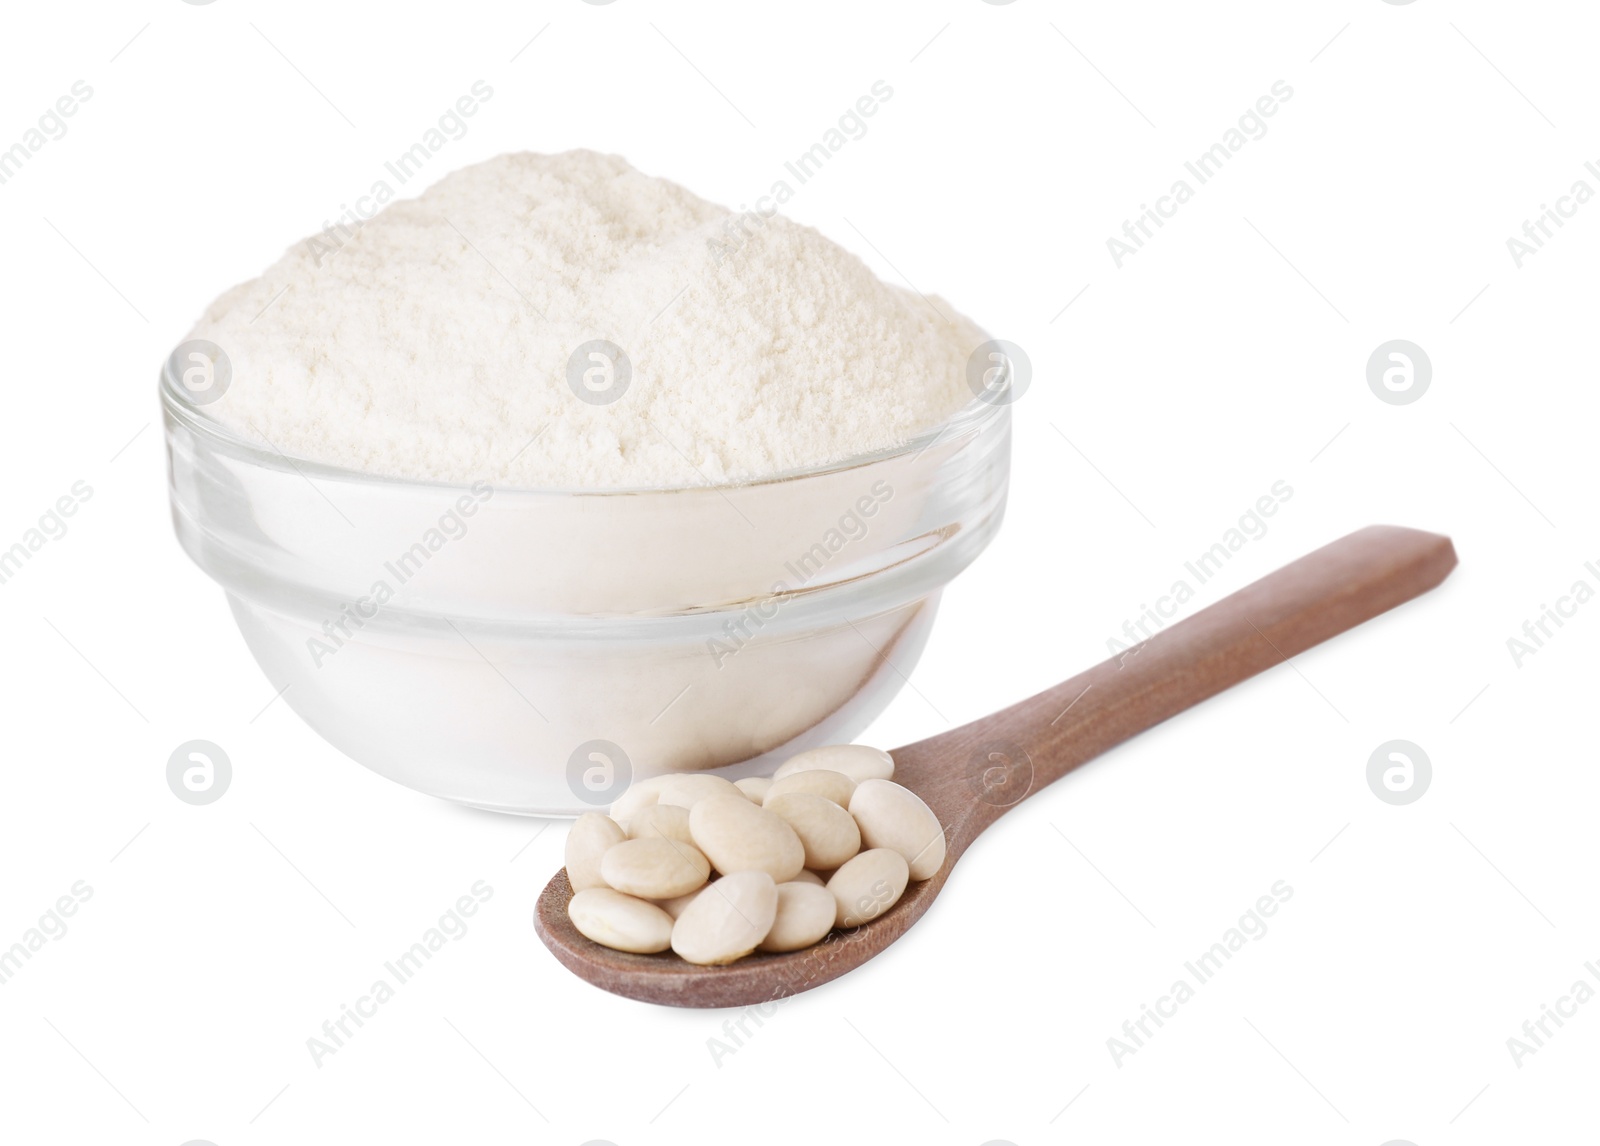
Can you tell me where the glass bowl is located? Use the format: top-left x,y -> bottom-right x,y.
161,362 -> 1010,815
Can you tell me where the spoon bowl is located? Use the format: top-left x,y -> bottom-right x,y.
535,525 -> 1458,1006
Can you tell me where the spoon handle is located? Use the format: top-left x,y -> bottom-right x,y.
898,525 -> 1458,843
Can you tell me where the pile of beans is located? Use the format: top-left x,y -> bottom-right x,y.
564,744 -> 944,964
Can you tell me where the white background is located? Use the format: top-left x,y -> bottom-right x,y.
1,1 -> 1596,1143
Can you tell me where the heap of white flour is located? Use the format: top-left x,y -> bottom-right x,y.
189,151 -> 984,488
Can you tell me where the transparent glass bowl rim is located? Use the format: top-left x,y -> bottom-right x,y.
158,358 -> 1007,497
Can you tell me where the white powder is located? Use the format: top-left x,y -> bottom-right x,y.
189,150 -> 984,489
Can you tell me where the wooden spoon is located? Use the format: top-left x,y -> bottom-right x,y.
535,524 -> 1457,1007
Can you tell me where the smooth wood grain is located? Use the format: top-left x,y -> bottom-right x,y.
535,525 -> 1458,1007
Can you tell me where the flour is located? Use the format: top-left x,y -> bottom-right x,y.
189,150 -> 984,489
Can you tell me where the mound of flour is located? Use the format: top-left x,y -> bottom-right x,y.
188,151 -> 984,488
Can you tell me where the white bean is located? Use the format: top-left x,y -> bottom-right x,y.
671,871 -> 778,965
759,882 -> 838,952
765,792 -> 861,871
847,779 -> 946,881
657,774 -> 744,809
651,884 -> 709,920
733,776 -> 773,804
600,837 -> 711,899
568,888 -> 674,954
688,794 -> 805,882
565,812 -> 626,892
786,869 -> 824,886
773,744 -> 894,784
625,802 -> 693,846
608,774 -> 674,821
827,848 -> 909,927
763,769 -> 855,807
